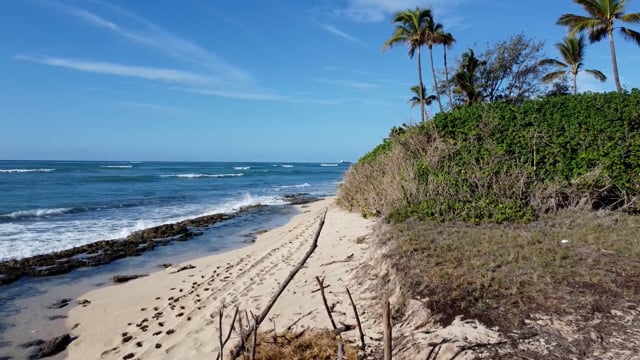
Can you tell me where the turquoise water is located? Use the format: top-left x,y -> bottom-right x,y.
0,160 -> 347,261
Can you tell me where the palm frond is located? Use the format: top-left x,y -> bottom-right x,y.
620,27 -> 640,46
620,12 -> 640,22
585,69 -> 607,81
542,71 -> 569,83
539,58 -> 568,68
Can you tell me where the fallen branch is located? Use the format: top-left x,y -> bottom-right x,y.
285,309 -> 315,331
230,208 -> 328,359
346,287 -> 365,351
315,276 -> 338,331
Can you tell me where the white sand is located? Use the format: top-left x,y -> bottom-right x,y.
65,197 -> 502,359
65,197 -> 378,359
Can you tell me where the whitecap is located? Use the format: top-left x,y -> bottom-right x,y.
0,168 -> 56,173
1,207 -> 73,220
320,164 -> 338,167
100,165 -> 133,169
161,173 -> 244,179
233,166 -> 251,170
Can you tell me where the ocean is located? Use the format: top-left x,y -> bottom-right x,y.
0,160 -> 347,261
0,160 -> 348,358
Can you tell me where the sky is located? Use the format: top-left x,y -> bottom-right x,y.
1,0 -> 640,162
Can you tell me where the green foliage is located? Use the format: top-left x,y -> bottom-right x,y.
338,91 -> 640,223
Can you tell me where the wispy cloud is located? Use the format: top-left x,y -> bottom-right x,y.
334,0 -> 470,23
15,56 -> 217,86
185,88 -> 287,101
314,78 -> 381,90
57,2 -> 253,83
109,101 -> 197,116
320,24 -> 367,46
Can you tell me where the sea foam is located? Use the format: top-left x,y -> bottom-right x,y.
161,173 -> 245,179
0,168 -> 56,173
1,207 -> 73,220
100,165 -> 133,169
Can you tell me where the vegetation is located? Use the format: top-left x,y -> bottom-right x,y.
383,7 -> 434,122
540,35 -> 606,95
381,210 -> 640,332
476,34 -> 548,105
408,85 -> 437,119
558,0 -> 640,93
338,91 -> 640,223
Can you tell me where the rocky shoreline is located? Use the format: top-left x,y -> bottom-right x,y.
0,194 -> 320,286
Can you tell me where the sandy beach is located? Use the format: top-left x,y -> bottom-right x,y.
65,197 -> 379,359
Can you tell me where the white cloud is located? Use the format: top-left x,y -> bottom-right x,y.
185,88 -> 287,101
335,0 -> 469,23
314,78 -> 381,90
59,2 -> 253,84
15,56 -> 217,86
321,24 -> 367,46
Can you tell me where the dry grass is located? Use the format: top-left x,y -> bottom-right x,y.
381,209 -> 640,332
242,330 -> 359,360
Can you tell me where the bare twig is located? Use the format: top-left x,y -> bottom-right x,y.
230,208 -> 328,359
311,284 -> 330,294
346,287 -> 366,351
315,276 -> 338,331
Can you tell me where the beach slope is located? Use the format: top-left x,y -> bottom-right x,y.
66,197 -> 376,359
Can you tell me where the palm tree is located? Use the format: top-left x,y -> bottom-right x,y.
408,85 -> 438,119
453,49 -> 485,105
540,35 -> 606,95
383,7 -> 433,122
424,17 -> 445,113
558,0 -> 640,93
439,31 -> 456,109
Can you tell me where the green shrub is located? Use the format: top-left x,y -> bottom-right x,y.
338,91 -> 640,223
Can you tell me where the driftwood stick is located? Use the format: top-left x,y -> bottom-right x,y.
337,341 -> 344,360
218,306 -> 224,360
315,276 -> 338,331
346,287 -> 366,351
285,309 -> 315,331
250,312 -> 258,360
230,208 -> 328,359
383,298 -> 392,360
311,284 -> 330,293
223,307 -> 239,350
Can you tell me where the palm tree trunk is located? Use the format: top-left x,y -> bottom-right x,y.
608,30 -> 623,93
428,45 -> 443,113
417,47 -> 426,122
443,45 -> 453,109
573,72 -> 578,95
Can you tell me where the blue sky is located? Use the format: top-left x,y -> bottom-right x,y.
1,0 -> 639,162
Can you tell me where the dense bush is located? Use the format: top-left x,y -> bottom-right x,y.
338,91 -> 640,223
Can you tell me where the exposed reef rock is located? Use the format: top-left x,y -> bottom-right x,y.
0,194 -> 320,286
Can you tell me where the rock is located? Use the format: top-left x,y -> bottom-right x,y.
76,299 -> 91,307
112,274 -> 147,284
166,264 -> 196,274
30,334 -> 71,359
47,315 -> 67,321
0,212 -> 236,286
19,339 -> 45,349
47,299 -> 72,309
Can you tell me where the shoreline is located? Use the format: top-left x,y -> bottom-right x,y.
64,197 -> 378,359
0,194 -> 320,286
0,201 -> 305,359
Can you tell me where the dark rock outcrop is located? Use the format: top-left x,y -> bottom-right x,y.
29,334 -> 71,359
